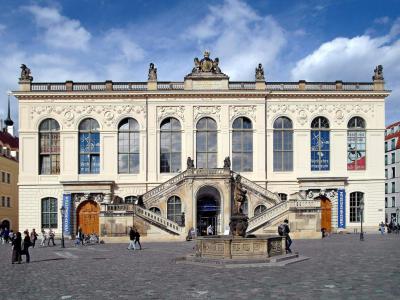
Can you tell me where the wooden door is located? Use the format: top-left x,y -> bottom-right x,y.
320,198 -> 332,232
77,200 -> 100,235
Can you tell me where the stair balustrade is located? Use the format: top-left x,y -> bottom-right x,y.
134,205 -> 182,235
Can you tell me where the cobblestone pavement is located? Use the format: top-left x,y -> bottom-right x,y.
0,234 -> 399,299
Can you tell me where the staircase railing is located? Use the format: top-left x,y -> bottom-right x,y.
247,200 -> 321,233
134,206 -> 182,235
231,171 -> 280,204
142,170 -> 188,207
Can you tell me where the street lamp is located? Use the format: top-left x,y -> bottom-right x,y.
60,206 -> 66,248
359,199 -> 364,241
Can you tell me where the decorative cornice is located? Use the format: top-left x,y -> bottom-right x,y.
193,106 -> 221,122
157,106 -> 185,122
229,105 -> 257,122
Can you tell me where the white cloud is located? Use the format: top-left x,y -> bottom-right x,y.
374,16 -> 390,25
23,5 -> 91,50
103,29 -> 145,63
185,0 -> 286,80
291,22 -> 400,125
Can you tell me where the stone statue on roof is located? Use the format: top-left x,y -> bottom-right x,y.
255,63 -> 265,80
148,63 -> 157,81
372,65 -> 384,81
20,64 -> 33,81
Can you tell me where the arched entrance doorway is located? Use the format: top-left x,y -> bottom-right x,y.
1,219 -> 10,230
196,186 -> 221,236
77,200 -> 100,235
319,196 -> 332,232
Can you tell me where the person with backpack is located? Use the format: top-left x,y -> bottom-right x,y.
127,227 -> 136,250
30,229 -> 38,248
278,219 -> 292,254
47,229 -> 56,246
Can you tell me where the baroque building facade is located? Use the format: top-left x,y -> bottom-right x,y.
14,53 -> 388,239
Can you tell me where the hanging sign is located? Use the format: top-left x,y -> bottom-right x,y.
63,194 -> 72,235
337,189 -> 346,229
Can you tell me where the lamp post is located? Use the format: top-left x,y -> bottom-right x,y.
359,199 -> 364,241
60,206 -> 66,248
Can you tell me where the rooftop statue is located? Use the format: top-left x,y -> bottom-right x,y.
190,51 -> 224,74
255,63 -> 265,80
372,65 -> 384,81
186,157 -> 195,169
223,156 -> 231,169
20,64 -> 33,81
148,63 -> 157,81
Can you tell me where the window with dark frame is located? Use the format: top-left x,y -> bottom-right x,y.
118,118 -> 140,174
160,118 -> 181,173
232,117 -> 253,172
273,117 -> 293,171
41,197 -> 58,228
79,118 -> 100,174
347,117 -> 366,170
196,117 -> 217,168
167,196 -> 181,223
39,118 -> 60,175
254,205 -> 267,216
349,192 -> 364,222
311,117 -> 330,171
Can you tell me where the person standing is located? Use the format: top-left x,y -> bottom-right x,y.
77,227 -> 84,246
278,219 -> 292,254
207,224 -> 213,235
379,221 -> 385,235
4,228 -> 9,244
30,229 -> 38,248
22,230 -> 31,263
48,229 -> 56,246
40,229 -> 47,247
11,232 -> 22,264
127,227 -> 136,250
134,229 -> 142,250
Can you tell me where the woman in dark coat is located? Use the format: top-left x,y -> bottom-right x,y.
11,232 -> 22,264
22,230 -> 31,263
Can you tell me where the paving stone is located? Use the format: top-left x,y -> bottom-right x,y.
0,234 -> 400,299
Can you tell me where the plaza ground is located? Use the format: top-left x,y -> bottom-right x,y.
0,234 -> 399,299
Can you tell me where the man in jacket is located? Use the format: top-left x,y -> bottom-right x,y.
279,219 -> 292,254
127,227 -> 136,250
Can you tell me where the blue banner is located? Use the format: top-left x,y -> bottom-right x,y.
63,194 -> 72,235
337,189 -> 346,228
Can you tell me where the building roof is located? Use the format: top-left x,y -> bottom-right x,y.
0,131 -> 19,150
386,120 -> 400,129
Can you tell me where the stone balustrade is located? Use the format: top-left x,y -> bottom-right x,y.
134,205 -> 182,235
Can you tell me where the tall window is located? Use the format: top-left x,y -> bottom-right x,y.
385,142 -> 388,152
385,169 -> 388,179
39,118 -> 60,174
273,117 -> 293,171
391,139 -> 396,150
196,117 -> 217,168
232,117 -> 253,172
385,183 -> 388,193
385,197 -> 388,208
392,153 -> 395,164
347,117 -> 366,170
349,192 -> 363,222
392,197 -> 396,207
41,197 -> 57,228
392,167 -> 396,178
392,182 -> 395,193
311,117 -> 330,171
79,118 -> 100,174
254,205 -> 267,216
167,196 -> 181,223
160,118 -> 181,173
278,193 -> 288,201
385,155 -> 388,165
118,118 -> 140,174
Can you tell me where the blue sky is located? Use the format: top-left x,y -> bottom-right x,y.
1,0 -> 400,127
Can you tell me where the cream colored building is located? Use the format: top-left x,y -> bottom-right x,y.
14,53 -> 389,240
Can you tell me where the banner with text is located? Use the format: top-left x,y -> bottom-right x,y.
62,194 -> 72,235
337,189 -> 346,229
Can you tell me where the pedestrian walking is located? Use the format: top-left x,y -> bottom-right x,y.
278,219 -> 292,254
379,221 -> 385,235
48,229 -> 56,246
134,229 -> 142,250
40,229 -> 47,246
11,232 -> 22,264
22,230 -> 31,263
207,224 -> 213,235
30,229 -> 38,248
127,227 -> 136,250
8,230 -> 14,243
77,227 -> 84,246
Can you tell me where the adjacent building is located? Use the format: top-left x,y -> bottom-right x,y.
385,121 -> 400,223
0,98 -> 19,231
13,53 -> 389,240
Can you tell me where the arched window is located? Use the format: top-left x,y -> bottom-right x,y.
41,197 -> 57,228
196,117 -> 217,168
242,199 -> 248,216
311,117 -> 330,171
273,117 -> 293,171
39,119 -> 60,174
350,192 -> 364,222
160,118 -> 181,173
124,195 -> 138,204
149,207 -> 161,215
278,193 -> 287,201
167,196 -> 181,223
254,205 -> 267,216
118,118 -> 140,173
79,118 -> 100,174
232,117 -> 253,172
347,117 -> 366,170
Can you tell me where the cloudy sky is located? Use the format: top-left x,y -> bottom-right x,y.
1,0 -> 399,129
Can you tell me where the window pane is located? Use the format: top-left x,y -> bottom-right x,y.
160,132 -> 170,153
196,132 -> 207,152
171,133 -> 181,152
197,153 -> 206,168
283,131 -> 293,150
273,131 -> 281,151
171,153 -> 181,172
232,132 -> 241,150
208,132 -> 217,152
274,151 -> 282,171
119,154 -> 129,173
243,133 -> 252,151
283,151 -> 293,171
91,155 -> 100,173
242,153 -> 253,171
232,153 -> 241,171
129,154 -> 140,173
208,153 -> 217,168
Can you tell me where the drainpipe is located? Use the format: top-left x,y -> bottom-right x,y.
146,96 -> 149,192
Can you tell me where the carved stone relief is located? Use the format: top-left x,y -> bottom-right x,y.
157,106 -> 185,123
193,106 -> 221,122
229,105 -> 256,122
